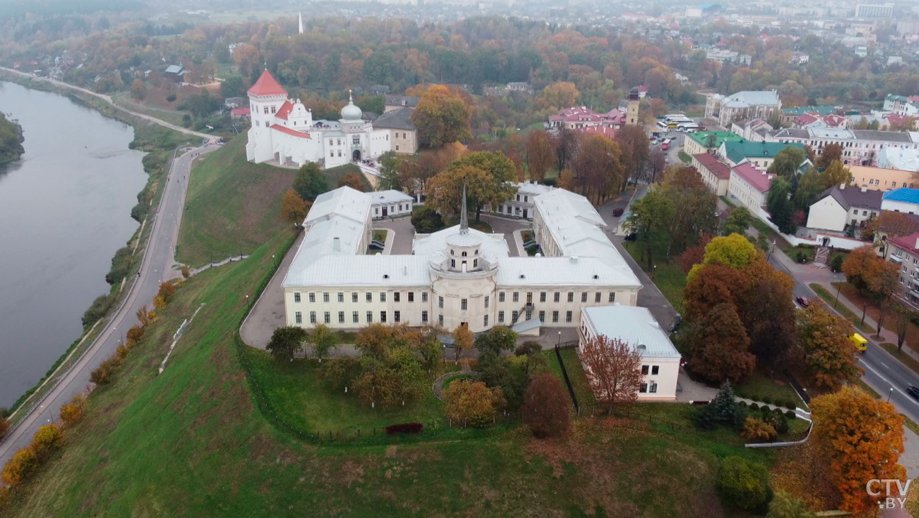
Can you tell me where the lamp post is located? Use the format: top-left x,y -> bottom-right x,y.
888,387 -> 894,402
557,330 -> 561,348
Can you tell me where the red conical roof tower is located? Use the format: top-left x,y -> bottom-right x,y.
248,70 -> 287,97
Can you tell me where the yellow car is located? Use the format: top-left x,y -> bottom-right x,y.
850,333 -> 868,353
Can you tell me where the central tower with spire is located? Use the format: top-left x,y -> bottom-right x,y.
459,183 -> 469,235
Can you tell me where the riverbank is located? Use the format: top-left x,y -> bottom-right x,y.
0,112 -> 24,166
0,73 -> 197,416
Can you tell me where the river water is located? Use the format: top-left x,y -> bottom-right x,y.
0,81 -> 147,408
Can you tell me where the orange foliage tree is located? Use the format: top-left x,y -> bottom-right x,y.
337,172 -> 366,192
521,373 -> 571,438
412,84 -> 472,149
842,245 -> 900,329
579,335 -> 642,412
685,303 -> 756,383
795,304 -> 861,390
810,387 -> 906,513
281,188 -> 309,225
525,130 -> 554,182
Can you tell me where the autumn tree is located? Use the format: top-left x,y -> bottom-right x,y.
722,207 -> 752,236
570,134 -> 625,202
266,326 -> 307,362
309,323 -> 339,361
767,147 -> 808,178
864,210 -> 919,241
895,302 -> 914,352
130,79 -> 146,100
816,144 -> 842,170
795,304 -> 861,390
525,130 -> 554,182
690,233 -> 759,276
842,245 -> 901,326
293,162 -> 329,201
452,324 -> 474,362
412,84 -> 472,148
820,160 -> 852,189
616,125 -> 651,185
579,335 -> 642,413
767,176 -> 796,234
426,152 -> 517,222
625,188 -> 674,271
0,415 -> 8,439
810,387 -> 906,513
536,81 -> 580,111
686,303 -> 756,383
553,127 -> 580,172
281,188 -> 309,225
444,380 -> 505,428
521,373 -> 571,438
658,165 -> 719,255
337,172 -> 366,192
474,325 -> 517,358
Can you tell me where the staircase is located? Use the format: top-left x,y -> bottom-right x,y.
511,304 -> 534,325
814,246 -> 830,266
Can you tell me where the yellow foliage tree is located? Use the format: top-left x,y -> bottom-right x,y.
59,394 -> 86,428
281,188 -> 309,225
810,387 -> 906,513
443,380 -> 504,428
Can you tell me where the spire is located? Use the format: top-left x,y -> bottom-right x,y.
298,12 -> 304,34
459,183 -> 469,234
348,89 -> 353,104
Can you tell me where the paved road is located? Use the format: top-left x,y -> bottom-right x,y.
0,144 -> 219,468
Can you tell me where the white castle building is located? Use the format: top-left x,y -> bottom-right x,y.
245,70 -> 393,168
281,185 -> 643,334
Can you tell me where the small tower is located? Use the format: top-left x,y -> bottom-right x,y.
298,12 -> 304,35
626,87 -> 640,126
245,69 -> 288,163
459,183 -> 469,235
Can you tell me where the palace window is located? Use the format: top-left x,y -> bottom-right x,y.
499,292 -> 505,303
567,292 -> 574,303
581,292 -> 587,303
323,312 -> 330,324
323,292 -> 330,303
380,292 -> 386,302
498,311 -> 505,323
394,311 -> 401,323
352,311 -> 359,323
540,292 -> 546,303
394,292 -> 401,303
294,292 -> 301,303
485,296 -> 489,308
338,311 -> 345,323
554,292 -> 560,303
652,366 -> 659,375
439,297 -> 444,309
422,292 -> 428,303
422,310 -> 428,323
295,311 -> 302,324
408,292 -> 414,303
461,299 -> 468,310
309,311 -> 316,324
352,292 -> 358,303
380,311 -> 387,323
309,293 -> 316,303
366,311 -> 373,323
609,292 -> 616,303
338,292 -> 344,303
552,311 -> 559,323
366,292 -> 372,302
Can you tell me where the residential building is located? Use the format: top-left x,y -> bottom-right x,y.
805,185 -> 882,232
882,188 -> 919,215
370,190 -> 414,220
547,106 -> 625,137
578,306 -> 681,401
489,182 -> 554,220
769,127 -> 919,167
705,90 -> 781,128
163,64 -> 184,83
855,2 -> 895,18
384,95 -> 418,112
691,153 -> 731,196
851,165 -> 918,191
728,162 -> 773,212
720,140 -> 805,170
683,131 -> 743,156
886,232 -> 919,304
372,107 -> 417,154
283,186 -> 642,333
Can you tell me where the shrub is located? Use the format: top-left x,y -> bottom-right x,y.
742,417 -> 777,442
521,373 -> 571,438
82,294 -> 113,328
785,399 -> 797,410
411,205 -> 445,233
717,456 -> 773,512
830,254 -> 844,273
59,394 -> 86,428
166,93 -> 177,102
105,246 -> 133,285
444,380 -> 505,428
384,423 -> 424,435
761,396 -> 772,405
90,357 -> 118,385
0,416 -> 8,439
785,410 -> 797,419
1,446 -> 37,487
31,424 -> 63,457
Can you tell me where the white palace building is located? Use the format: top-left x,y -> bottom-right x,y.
245,70 -> 394,168
281,185 -> 643,334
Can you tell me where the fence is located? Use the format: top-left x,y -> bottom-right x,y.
554,344 -> 580,415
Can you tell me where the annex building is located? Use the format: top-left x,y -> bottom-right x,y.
245,70 -> 413,169
281,186 -> 642,334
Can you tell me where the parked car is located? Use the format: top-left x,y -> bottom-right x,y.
612,207 -> 624,217
794,296 -> 810,308
907,386 -> 919,401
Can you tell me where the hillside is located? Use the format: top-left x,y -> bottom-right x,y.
176,135 -> 368,267
0,113 -> 24,166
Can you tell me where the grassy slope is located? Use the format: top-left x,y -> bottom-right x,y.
177,136 -> 296,267
177,137 -> 371,267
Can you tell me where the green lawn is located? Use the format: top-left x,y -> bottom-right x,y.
243,351 -> 446,437
544,347 -> 596,409
622,241 -> 687,313
734,373 -> 801,408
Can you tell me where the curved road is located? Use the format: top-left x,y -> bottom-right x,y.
0,143 -> 219,468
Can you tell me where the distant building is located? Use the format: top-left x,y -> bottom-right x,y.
770,127 -> 919,167
692,153 -> 732,196
884,232 -> 919,304
683,131 -> 743,156
805,185 -> 882,232
370,190 -> 414,220
728,162 -> 774,212
719,140 -> 805,169
372,107 -> 418,154
384,95 -> 419,113
851,165 -> 918,191
855,2 -> 894,18
489,182 -> 555,220
705,90 -> 781,128
578,306 -> 681,401
163,64 -> 185,83
878,147 -> 919,172
548,106 -> 625,137
882,188 -> 919,215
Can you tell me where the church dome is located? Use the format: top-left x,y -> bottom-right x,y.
340,91 -> 363,121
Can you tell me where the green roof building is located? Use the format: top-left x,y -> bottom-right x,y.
720,140 -> 805,169
684,131 -> 743,155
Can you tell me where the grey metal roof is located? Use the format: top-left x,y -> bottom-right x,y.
852,130 -> 914,143
373,107 -> 415,130
818,185 -> 883,211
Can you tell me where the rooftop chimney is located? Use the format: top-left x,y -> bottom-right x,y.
839,183 -> 846,190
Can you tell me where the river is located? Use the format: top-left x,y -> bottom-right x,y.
0,81 -> 147,408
